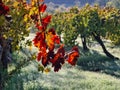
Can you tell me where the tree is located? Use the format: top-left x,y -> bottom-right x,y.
72,5 -> 90,51
99,6 -> 120,45
73,4 -> 120,59
51,7 -> 90,51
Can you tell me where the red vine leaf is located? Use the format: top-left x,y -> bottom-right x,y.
57,44 -> 65,56
33,32 -> 46,49
42,15 -> 51,28
51,45 -> 65,72
37,47 -> 49,66
46,28 -> 60,51
39,3 -> 47,13
66,46 -> 79,65
41,55 -> 48,66
51,53 -> 65,72
36,22 -> 44,31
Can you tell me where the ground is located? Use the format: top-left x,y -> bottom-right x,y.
4,33 -> 120,90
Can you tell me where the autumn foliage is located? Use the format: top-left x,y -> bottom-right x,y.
30,0 -> 79,72
0,0 -> 79,72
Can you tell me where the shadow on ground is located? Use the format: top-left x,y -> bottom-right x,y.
77,49 -> 120,78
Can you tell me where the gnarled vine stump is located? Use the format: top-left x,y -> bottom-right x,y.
0,37 -> 12,89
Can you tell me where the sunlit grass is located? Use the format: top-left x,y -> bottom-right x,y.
4,62 -> 120,90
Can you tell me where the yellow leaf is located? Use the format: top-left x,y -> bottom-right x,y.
6,0 -> 10,3
29,7 -> 37,16
31,54 -> 36,60
29,45 -> 32,51
3,35 -> 7,39
13,1 -> 19,7
24,14 -> 28,22
46,31 -> 55,50
17,12 -> 20,15
46,33 -> 52,47
44,68 -> 51,74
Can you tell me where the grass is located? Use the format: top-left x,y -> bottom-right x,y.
2,34 -> 120,90
3,49 -> 120,90
4,62 -> 120,90
77,51 -> 120,77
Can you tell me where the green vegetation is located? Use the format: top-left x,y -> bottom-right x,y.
51,12 -> 79,47
51,4 -> 120,59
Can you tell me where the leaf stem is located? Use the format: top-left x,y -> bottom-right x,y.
37,0 -> 42,25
